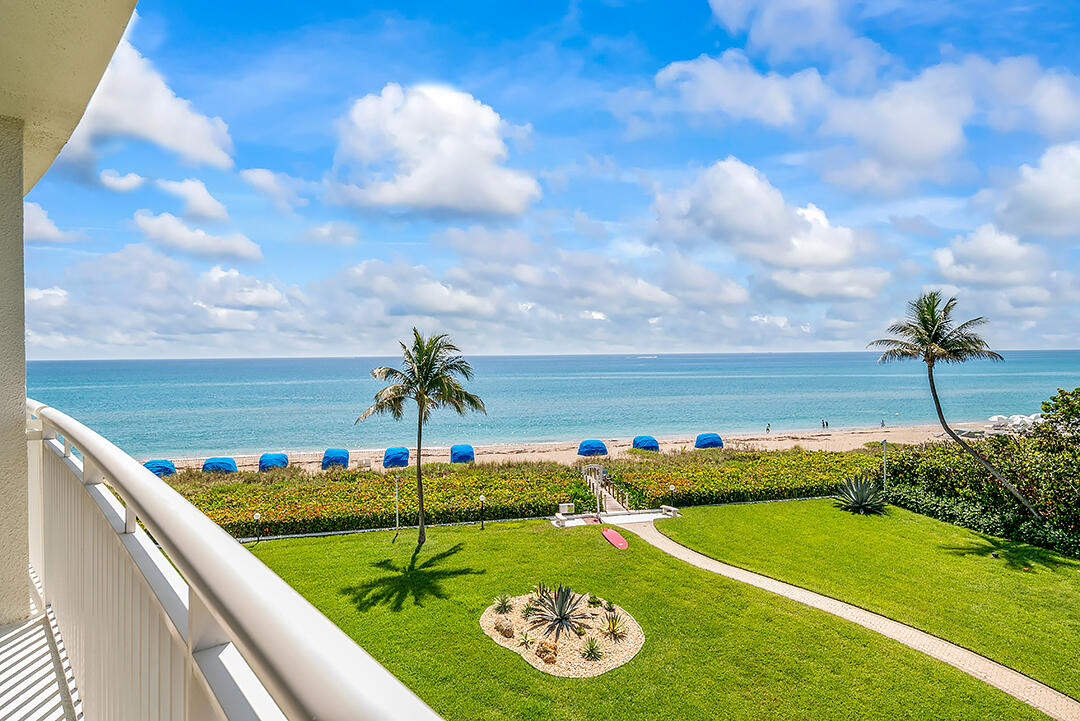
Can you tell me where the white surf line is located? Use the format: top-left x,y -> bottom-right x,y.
619,521 -> 1080,721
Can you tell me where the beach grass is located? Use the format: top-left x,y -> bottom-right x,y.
657,499 -> 1080,700
251,520 -> 1042,720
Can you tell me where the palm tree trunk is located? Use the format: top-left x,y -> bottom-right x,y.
927,363 -> 1040,518
416,406 -> 426,545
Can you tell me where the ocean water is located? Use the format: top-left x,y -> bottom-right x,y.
26,351 -> 1080,460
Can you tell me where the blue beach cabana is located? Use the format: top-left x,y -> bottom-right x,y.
258,452 -> 288,472
383,446 -> 409,469
577,440 -> 608,457
632,435 -> 659,452
202,457 -> 237,473
143,459 -> 176,478
450,444 -> 475,463
322,448 -> 349,470
695,432 -> 724,449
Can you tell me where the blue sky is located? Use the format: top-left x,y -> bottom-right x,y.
23,0 -> 1080,358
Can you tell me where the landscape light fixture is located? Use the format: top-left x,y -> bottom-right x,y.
479,494 -> 486,530
253,512 -> 261,544
669,484 -> 675,508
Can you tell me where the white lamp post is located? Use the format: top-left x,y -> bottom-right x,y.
479,494 -> 486,530
669,484 -> 675,508
253,512 -> 261,544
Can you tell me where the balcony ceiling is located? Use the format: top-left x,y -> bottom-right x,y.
0,0 -> 137,195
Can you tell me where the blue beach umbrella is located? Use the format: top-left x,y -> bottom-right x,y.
383,446 -> 410,469
695,432 -> 724,449
322,448 -> 349,470
143,459 -> 176,478
258,452 -> 288,472
632,435 -> 659,452
450,444 -> 475,463
202,457 -> 237,473
577,440 -> 608,456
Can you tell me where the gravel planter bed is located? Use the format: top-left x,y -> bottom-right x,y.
479,593 -> 644,678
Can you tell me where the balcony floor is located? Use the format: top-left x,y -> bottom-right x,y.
0,593 -> 78,721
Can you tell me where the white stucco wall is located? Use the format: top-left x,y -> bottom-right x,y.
0,116 -> 29,624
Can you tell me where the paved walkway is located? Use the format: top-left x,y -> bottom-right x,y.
617,521 -> 1080,721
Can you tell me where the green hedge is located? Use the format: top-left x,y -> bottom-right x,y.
605,449 -> 880,508
884,438 -> 1080,558
173,462 -> 594,537
887,438 -> 1080,531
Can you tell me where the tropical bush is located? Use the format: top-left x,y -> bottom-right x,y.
529,585 -> 590,641
604,449 -> 880,509
600,612 -> 626,642
580,637 -> 603,661
494,593 -> 513,614
885,437 -> 1080,557
172,461 -> 594,538
833,476 -> 887,515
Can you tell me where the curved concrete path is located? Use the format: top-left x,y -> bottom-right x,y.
617,521 -> 1080,721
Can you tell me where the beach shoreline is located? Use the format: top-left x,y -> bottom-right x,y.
166,421 -> 983,472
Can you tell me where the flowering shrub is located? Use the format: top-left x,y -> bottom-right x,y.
887,437 -> 1080,534
174,462 -> 594,538
605,449 -> 880,508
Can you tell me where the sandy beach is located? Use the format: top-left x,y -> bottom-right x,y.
169,422 -> 982,472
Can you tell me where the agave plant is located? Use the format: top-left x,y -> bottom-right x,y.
521,603 -> 535,619
588,594 -> 602,607
600,612 -> 626,642
603,598 -> 616,612
531,581 -> 551,600
518,630 -> 534,648
834,475 -> 886,515
529,584 -> 591,641
493,593 -> 514,614
581,637 -> 604,661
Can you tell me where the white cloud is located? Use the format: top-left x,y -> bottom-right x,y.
200,266 -> 286,309
342,259 -> 498,318
991,142 -> 1080,237
25,287 -> 69,309
299,221 -> 359,246
156,178 -> 229,222
99,169 -> 146,192
708,0 -> 888,87
655,50 -> 827,126
653,157 -> 859,266
333,83 -> 540,215
662,253 -> 749,307
239,168 -> 310,214
437,226 -> 538,260
932,224 -> 1045,286
24,202 -> 79,243
133,210 -> 261,261
771,267 -> 891,299
64,38 -> 233,169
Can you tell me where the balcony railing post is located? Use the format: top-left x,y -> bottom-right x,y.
25,415 -> 52,601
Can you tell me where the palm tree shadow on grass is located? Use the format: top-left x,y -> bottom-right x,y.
340,542 -> 484,612
939,534 -> 1079,572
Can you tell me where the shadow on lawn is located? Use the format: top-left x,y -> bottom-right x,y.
940,534 -> 1079,572
341,542 -> 484,612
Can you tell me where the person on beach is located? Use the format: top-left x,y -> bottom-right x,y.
821,419 -> 825,429
881,418 -> 886,427
766,423 -> 771,434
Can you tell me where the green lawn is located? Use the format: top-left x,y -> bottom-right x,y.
657,499 -> 1080,701
253,521 -> 1043,720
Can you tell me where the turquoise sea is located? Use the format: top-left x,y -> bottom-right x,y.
26,351 -> 1080,460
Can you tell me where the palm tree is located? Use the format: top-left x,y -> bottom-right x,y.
357,329 -> 486,544
868,291 -> 1039,517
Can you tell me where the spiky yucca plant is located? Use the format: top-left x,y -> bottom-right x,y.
600,612 -> 627,642
531,581 -> 550,600
493,593 -> 513,614
529,584 -> 590,641
518,631 -> 534,648
834,476 -> 886,515
581,637 -> 604,661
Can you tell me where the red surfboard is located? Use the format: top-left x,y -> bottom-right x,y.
602,527 -> 628,550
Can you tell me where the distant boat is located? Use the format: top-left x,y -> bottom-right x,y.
636,355 -> 658,359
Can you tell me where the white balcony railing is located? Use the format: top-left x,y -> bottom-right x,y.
25,398 -> 443,721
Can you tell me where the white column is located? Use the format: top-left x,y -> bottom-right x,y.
0,115 -> 29,624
